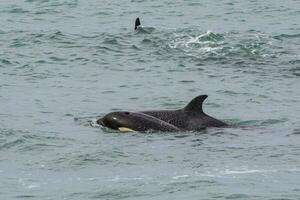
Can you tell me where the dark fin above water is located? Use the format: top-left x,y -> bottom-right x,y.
135,17 -> 141,30
184,95 -> 208,114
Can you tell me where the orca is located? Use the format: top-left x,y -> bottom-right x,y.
134,17 -> 154,33
97,111 -> 180,133
97,95 -> 227,132
135,17 -> 141,30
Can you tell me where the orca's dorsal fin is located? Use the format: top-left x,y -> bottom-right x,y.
184,95 -> 208,114
135,17 -> 141,30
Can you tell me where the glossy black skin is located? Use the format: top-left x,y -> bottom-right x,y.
143,95 -> 227,131
135,17 -> 141,30
142,109 -> 227,131
97,95 -> 227,132
97,111 -> 181,132
142,110 -> 226,131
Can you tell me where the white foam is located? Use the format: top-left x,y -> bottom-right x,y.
223,169 -> 277,174
172,175 -> 189,180
27,184 -> 40,189
195,172 -> 217,177
193,168 -> 299,177
108,176 -> 151,182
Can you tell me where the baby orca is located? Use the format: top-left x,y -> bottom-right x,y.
98,111 -> 181,133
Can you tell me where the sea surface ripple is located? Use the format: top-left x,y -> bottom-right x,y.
0,0 -> 300,199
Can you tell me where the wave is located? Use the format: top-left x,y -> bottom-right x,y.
166,30 -> 282,62
273,33 -> 300,40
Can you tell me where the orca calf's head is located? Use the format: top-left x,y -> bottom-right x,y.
98,111 -> 180,133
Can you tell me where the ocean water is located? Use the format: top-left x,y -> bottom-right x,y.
0,0 -> 300,199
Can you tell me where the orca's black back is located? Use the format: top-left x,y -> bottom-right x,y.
142,109 -> 188,129
142,109 -> 227,130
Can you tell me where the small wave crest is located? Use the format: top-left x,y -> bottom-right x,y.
236,118 -> 289,127
273,33 -> 300,40
0,128 -> 74,153
74,116 -> 101,128
195,168 -> 300,178
135,26 -> 155,34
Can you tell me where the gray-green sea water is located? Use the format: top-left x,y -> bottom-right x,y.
0,0 -> 300,199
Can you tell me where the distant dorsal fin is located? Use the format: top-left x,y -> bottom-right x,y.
184,95 -> 208,114
135,17 -> 141,30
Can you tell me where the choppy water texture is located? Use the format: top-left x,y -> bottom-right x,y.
1,0 -> 300,199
